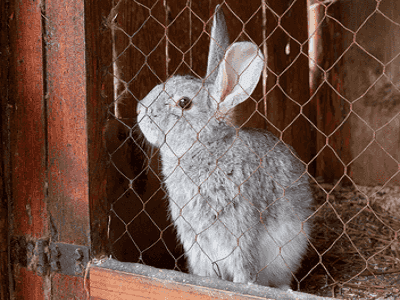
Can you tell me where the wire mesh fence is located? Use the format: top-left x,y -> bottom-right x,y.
104,0 -> 400,298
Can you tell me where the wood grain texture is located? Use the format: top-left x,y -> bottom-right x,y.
8,0 -> 50,296
90,265 -> 272,300
89,259 -> 330,300
45,0 -> 90,246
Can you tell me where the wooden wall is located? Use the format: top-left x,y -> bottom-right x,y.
341,0 -> 400,186
309,0 -> 400,187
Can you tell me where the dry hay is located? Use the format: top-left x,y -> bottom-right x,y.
300,178 -> 400,299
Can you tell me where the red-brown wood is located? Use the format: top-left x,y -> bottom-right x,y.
85,0 -> 114,259
89,260 -> 327,300
8,0 -> 49,297
9,0 -> 47,239
0,0 -> 10,297
13,268 -> 46,299
8,0 -> 111,298
51,273 -> 89,299
46,0 -> 90,246
89,266 -> 271,300
44,0 -> 96,296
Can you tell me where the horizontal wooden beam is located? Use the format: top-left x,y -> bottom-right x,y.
89,259 -> 330,300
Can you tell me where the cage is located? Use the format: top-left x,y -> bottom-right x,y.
104,0 -> 400,298
3,0 -> 400,299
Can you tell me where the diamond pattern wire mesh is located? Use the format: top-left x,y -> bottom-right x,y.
104,0 -> 400,298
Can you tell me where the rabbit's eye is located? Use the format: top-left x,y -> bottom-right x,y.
178,97 -> 193,110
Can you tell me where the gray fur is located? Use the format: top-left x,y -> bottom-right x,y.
206,5 -> 230,82
136,7 -> 313,290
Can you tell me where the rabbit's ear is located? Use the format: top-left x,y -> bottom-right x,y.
205,5 -> 229,82
213,42 -> 264,112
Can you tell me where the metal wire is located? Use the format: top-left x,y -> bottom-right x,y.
105,0 -> 400,297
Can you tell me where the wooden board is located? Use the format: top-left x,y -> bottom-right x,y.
89,260 -> 330,300
341,0 -> 400,186
8,0 -> 49,297
90,267 -> 269,300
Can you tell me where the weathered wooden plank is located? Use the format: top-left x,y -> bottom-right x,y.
89,260 -> 330,300
84,0 -> 114,258
51,273 -> 89,299
8,0 -> 48,297
9,0 -> 47,239
45,0 -> 91,296
13,267 -> 46,299
90,265 -> 271,300
46,0 -> 90,246
0,0 -> 10,297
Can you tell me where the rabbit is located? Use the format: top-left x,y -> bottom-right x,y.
136,5 -> 313,290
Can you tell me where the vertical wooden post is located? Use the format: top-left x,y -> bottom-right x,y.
0,0 -> 10,298
84,0 -> 114,259
44,0 -> 112,297
8,0 -> 48,298
45,0 -> 89,247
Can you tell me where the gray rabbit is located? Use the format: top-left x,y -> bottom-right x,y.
137,5 -> 313,290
